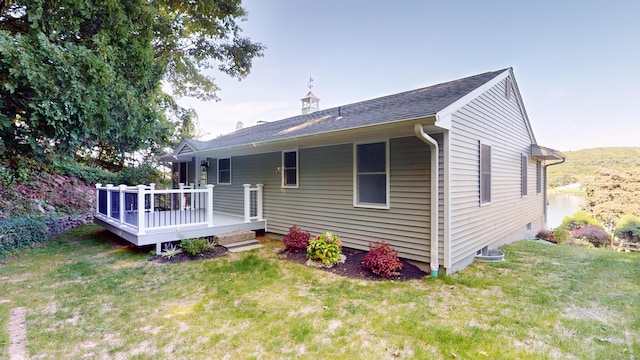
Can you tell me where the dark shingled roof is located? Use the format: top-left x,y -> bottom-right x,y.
185,69 -> 507,152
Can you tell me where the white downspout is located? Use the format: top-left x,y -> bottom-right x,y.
414,124 -> 439,277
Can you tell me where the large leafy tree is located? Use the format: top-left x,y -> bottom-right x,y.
583,169 -> 640,228
0,0 -> 263,166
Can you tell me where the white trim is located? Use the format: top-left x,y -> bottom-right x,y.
353,140 -> 390,209
281,149 -> 299,188
442,131 -> 452,269
435,70 -> 510,130
217,157 -> 231,185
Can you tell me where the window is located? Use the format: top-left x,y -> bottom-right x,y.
536,160 -> 542,194
521,154 -> 528,197
282,150 -> 298,188
217,158 -> 231,184
355,141 -> 389,208
480,143 -> 491,204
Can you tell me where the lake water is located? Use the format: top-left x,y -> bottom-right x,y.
547,192 -> 586,228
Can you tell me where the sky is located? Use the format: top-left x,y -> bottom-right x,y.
175,0 -> 640,152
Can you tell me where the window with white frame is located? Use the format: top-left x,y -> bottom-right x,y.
217,158 -> 231,184
282,150 -> 298,187
480,143 -> 491,204
355,141 -> 389,208
521,154 -> 528,197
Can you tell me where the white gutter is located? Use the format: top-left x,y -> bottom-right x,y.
414,124 -> 439,277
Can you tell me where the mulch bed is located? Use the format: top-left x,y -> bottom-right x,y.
147,245 -> 228,263
146,243 -> 427,281
278,247 -> 427,281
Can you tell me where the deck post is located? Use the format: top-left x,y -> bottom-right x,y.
206,184 -> 214,227
118,185 -> 127,225
156,242 -> 162,255
95,184 -> 102,214
179,183 -> 185,211
149,183 -> 155,213
106,184 -> 114,219
190,182 -> 195,210
256,184 -> 264,220
243,184 -> 251,222
137,185 -> 146,234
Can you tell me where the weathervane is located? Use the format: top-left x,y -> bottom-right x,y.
308,76 -> 314,91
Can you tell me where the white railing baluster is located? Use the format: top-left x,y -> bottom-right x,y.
206,184 -> 214,227
243,184 -> 251,222
256,184 -> 264,221
137,185 -> 146,234
106,184 -> 114,220
95,183 -> 102,214
149,183 -> 155,213
119,184 -> 127,225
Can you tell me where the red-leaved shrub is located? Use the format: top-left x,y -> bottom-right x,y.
283,225 -> 310,252
361,242 -> 403,279
535,229 -> 556,243
572,225 -> 611,247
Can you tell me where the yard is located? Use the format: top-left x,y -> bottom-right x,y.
0,225 -> 638,359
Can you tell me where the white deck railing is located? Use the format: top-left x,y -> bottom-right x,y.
94,183 -> 264,234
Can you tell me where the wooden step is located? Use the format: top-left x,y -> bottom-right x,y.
225,239 -> 263,253
214,230 -> 256,246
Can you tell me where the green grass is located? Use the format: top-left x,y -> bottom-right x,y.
1,224 -> 639,359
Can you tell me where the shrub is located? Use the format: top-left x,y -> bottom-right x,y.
614,214 -> 640,241
180,237 -> 213,256
306,232 -> 344,267
0,217 -> 49,259
571,225 -> 611,247
560,211 -> 603,230
535,230 -> 556,243
361,242 -> 403,279
553,228 -> 570,244
282,225 -> 310,252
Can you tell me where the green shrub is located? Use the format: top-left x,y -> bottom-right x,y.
0,217 -> 49,259
553,227 -> 570,244
118,164 -> 163,186
179,237 -> 213,256
50,158 -> 119,185
560,211 -> 603,230
614,214 -> 640,241
306,232 -> 344,267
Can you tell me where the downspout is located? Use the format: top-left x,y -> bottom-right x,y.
414,124 -> 439,277
543,157 -> 566,228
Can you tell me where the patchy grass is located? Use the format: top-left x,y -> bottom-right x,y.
0,224 -> 639,359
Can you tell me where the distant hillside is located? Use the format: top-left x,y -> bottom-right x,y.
547,147 -> 640,187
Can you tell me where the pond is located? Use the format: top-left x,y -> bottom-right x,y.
547,192 -> 586,228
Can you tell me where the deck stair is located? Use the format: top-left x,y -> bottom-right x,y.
215,230 -> 263,253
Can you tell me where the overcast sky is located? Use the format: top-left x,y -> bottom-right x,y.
175,0 -> 639,152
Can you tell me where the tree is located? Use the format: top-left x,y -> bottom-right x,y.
582,169 -> 640,228
0,0 -> 263,166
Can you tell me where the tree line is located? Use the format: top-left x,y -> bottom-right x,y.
0,0 -> 263,169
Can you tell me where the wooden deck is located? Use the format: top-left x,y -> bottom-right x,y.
93,183 -> 266,253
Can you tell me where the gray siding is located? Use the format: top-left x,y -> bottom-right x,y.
448,77 -> 544,271
210,137 -> 435,262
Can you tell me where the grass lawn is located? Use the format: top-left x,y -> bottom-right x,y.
0,225 -> 639,359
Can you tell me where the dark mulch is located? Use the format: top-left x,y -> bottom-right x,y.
278,247 -> 427,281
145,241 -> 427,281
147,245 -> 228,263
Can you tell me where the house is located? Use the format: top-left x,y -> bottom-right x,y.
99,68 -> 564,275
